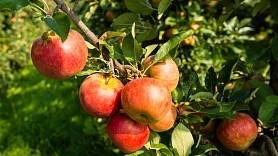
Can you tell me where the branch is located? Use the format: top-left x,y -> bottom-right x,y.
52,0 -> 99,46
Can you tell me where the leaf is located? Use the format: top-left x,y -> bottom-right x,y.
258,95 -> 278,127
122,33 -> 143,66
250,80 -> 274,101
219,101 -> 235,112
217,0 -> 244,25
137,25 -> 158,43
44,12 -> 71,42
145,131 -> 161,150
113,13 -> 140,30
124,0 -> 154,15
270,0 -> 278,22
157,0 -> 172,19
0,0 -> 30,11
272,36 -> 278,62
191,144 -> 218,155
144,44 -> 158,58
217,57 -> 238,94
111,43 -> 128,62
252,0 -> 270,17
205,67 -> 217,94
190,92 -> 213,101
153,30 -> 193,64
171,123 -> 194,156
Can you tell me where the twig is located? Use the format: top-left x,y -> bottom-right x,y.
52,0 -> 99,46
72,0 -> 79,13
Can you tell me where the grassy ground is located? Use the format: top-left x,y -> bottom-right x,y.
0,62 -> 122,156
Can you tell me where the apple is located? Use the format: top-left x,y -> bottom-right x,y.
106,113 -> 150,153
233,79 -> 253,92
181,36 -> 195,46
217,113 -> 258,151
79,73 -> 124,118
150,0 -> 161,8
142,55 -> 179,92
31,29 -> 88,80
165,27 -> 174,38
121,77 -> 172,124
148,103 -> 177,132
193,116 -> 219,135
190,23 -> 200,31
105,10 -> 116,22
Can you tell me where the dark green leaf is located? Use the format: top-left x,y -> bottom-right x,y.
232,101 -> 250,111
136,25 -> 158,43
252,0 -> 270,17
259,95 -> 278,127
44,12 -> 71,42
205,67 -> 217,94
190,92 -> 213,101
122,33 -> 143,66
217,58 -> 238,94
171,123 -> 194,156
190,144 -> 218,155
113,13 -> 140,30
124,0 -> 154,15
184,114 -> 203,124
0,0 -> 29,11
272,36 -> 278,62
158,0 -> 171,15
217,0 -> 244,25
219,101 -> 235,112
230,90 -> 250,101
206,112 -> 235,120
153,30 -> 193,64
189,72 -> 199,84
250,80 -> 274,101
270,0 -> 278,22
111,43 -> 128,62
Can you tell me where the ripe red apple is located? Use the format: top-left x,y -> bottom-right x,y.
31,30 -> 88,80
217,113 -> 258,151
106,113 -> 150,153
121,77 -> 172,124
79,73 -> 124,118
148,103 -> 177,132
165,27 -> 174,38
142,55 -> 179,92
193,116 -> 219,135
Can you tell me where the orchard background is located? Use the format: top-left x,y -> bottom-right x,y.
1,0 -> 278,155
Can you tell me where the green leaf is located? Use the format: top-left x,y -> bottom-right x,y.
217,57 -> 238,94
171,123 -> 194,156
137,25 -> 158,43
258,95 -> 278,127
113,13 -> 140,30
252,0 -> 270,17
124,0 -> 154,15
111,43 -> 128,62
219,101 -> 235,112
153,30 -> 193,64
145,131 -> 161,150
205,67 -> 217,94
250,80 -> 274,101
191,144 -> 218,155
270,0 -> 278,22
144,44 -> 158,58
272,36 -> 278,62
157,0 -> 172,18
190,92 -> 213,101
44,12 -> 71,42
0,0 -> 29,11
217,0 -> 244,25
122,33 -> 143,66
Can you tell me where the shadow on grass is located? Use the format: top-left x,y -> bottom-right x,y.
0,62 -> 123,156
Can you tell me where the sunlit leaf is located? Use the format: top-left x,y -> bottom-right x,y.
113,13 -> 140,30
124,0 -> 154,15
0,0 -> 29,11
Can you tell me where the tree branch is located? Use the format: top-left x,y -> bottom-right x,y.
52,0 -> 99,46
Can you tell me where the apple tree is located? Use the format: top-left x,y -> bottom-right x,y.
1,0 -> 278,155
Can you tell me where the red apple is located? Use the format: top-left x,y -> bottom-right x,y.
193,116 -> 219,135
217,113 -> 258,151
121,77 -> 172,124
31,30 -> 88,80
142,55 -> 179,92
106,113 -> 150,153
148,103 -> 177,132
79,73 -> 124,118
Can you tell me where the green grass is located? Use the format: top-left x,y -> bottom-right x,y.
0,62 -> 123,156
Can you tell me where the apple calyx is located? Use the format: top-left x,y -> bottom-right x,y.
41,30 -> 57,41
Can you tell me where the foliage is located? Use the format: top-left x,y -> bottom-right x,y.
1,0 -> 278,155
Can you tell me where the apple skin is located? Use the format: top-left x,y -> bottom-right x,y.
142,55 -> 179,92
148,103 -> 177,132
217,113 -> 258,151
79,73 -> 124,118
250,72 -> 264,82
31,30 -> 88,80
106,113 -> 150,153
121,77 -> 172,124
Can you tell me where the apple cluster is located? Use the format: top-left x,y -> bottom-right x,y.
79,55 -> 180,153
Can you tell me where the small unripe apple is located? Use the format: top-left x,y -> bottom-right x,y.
148,103 -> 177,132
142,55 -> 179,92
217,113 -> 258,151
79,73 -> 124,118
31,30 -> 88,80
150,0 -> 161,8
107,113 -> 150,153
121,77 -> 172,124
250,72 -> 264,82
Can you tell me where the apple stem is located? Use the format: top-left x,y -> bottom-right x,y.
105,73 -> 112,85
